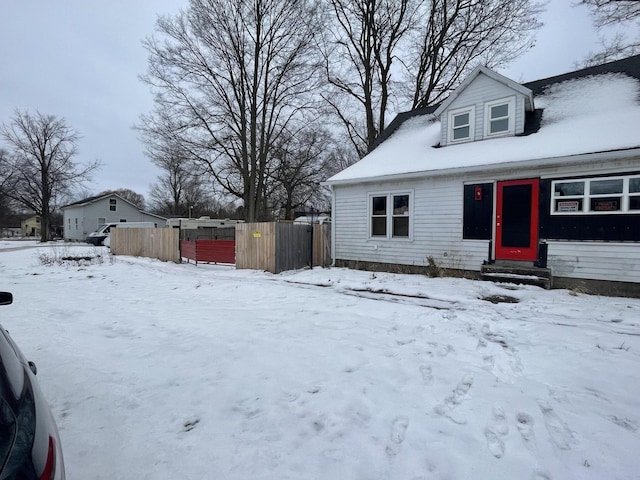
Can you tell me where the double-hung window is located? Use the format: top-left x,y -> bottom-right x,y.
109,198 -> 117,212
370,192 -> 412,239
551,174 -> 640,214
484,97 -> 515,137
448,106 -> 475,143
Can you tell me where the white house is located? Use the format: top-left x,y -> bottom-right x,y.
325,55 -> 640,297
62,193 -> 166,241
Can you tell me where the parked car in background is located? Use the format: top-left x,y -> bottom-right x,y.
0,291 -> 65,480
85,221 -> 156,246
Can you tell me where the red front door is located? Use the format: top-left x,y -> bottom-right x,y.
495,179 -> 539,261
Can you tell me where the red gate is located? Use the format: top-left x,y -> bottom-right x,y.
180,239 -> 236,265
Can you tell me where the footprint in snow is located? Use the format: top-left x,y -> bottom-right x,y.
538,400 -> 577,450
484,406 -> 508,458
516,412 -> 536,450
385,416 -> 409,458
436,344 -> 454,357
531,470 -> 553,480
484,428 -> 505,459
455,375 -> 473,396
607,415 -> 638,432
419,365 -> 434,385
434,375 -> 473,421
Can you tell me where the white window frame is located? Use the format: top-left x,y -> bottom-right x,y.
550,174 -> 640,215
484,96 -> 515,138
368,191 -> 413,240
447,106 -> 475,144
109,198 -> 117,212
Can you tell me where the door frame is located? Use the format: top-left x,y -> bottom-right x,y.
495,178 -> 540,261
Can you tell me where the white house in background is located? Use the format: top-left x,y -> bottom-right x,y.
62,193 -> 166,242
325,54 -> 640,297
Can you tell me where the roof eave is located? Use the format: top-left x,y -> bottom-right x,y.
324,147 -> 640,186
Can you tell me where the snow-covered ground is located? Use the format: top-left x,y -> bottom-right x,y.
1,242 -> 639,480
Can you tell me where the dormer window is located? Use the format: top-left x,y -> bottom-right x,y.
448,106 -> 475,143
484,97 -> 515,137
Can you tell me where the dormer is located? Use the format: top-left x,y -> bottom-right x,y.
434,66 -> 535,146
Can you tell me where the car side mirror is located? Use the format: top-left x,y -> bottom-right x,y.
0,292 -> 13,306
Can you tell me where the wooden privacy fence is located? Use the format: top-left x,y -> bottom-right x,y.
236,222 -> 331,273
109,222 -> 331,272
110,228 -> 180,262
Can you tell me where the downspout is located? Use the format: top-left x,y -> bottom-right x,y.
330,184 -> 336,267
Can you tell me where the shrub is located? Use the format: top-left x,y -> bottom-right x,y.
37,246 -> 113,266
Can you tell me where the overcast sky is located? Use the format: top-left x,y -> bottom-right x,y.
0,0 -> 604,204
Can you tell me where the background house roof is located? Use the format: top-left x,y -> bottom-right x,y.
62,193 -> 132,209
62,193 -> 167,220
327,55 -> 640,185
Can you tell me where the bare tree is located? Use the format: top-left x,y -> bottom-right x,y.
580,0 -> 640,26
140,0 -> 322,222
0,148 -> 16,228
148,165 -> 214,217
138,111 -> 213,216
323,0 -> 543,158
410,0 -> 543,108
0,148 -> 12,197
0,110 -> 100,242
579,0 -> 640,65
148,159 -> 194,215
323,0 -> 421,158
268,126 -> 333,219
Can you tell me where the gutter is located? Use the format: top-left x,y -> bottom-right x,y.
323,147 -> 640,187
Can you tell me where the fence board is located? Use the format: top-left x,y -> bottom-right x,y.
275,223 -> 312,273
111,228 -> 180,263
236,223 -> 276,272
313,224 -> 331,267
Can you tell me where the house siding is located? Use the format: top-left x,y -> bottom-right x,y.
548,241 -> 640,284
332,155 -> 640,287
440,73 -> 527,145
63,206 -> 85,241
333,177 -> 489,272
63,196 -> 166,241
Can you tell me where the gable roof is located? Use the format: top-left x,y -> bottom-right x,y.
62,193 -> 140,210
326,54 -> 640,185
433,65 -> 535,117
61,193 -> 167,221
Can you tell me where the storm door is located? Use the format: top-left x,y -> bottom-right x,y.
495,179 -> 539,261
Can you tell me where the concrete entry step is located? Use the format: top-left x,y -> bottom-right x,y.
480,263 -> 552,289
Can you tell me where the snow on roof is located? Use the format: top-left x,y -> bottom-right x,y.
327,73 -> 640,184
